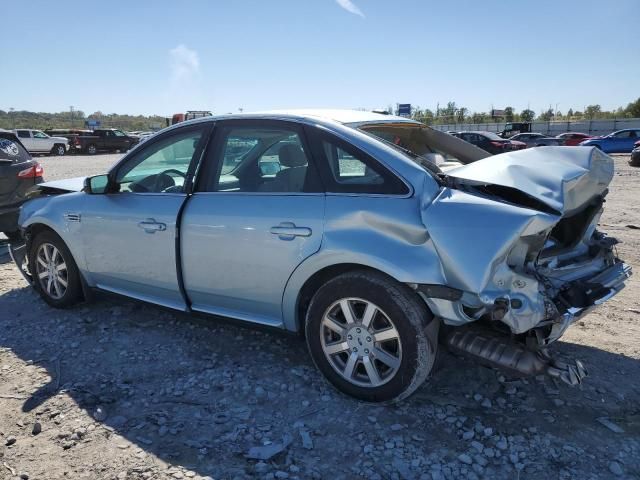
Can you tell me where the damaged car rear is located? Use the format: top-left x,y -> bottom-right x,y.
8,111 -> 631,402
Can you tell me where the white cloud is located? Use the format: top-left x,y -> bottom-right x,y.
169,44 -> 200,82
335,0 -> 364,17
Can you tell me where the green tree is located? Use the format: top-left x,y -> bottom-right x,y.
520,109 -> 535,122
471,112 -> 488,124
504,106 -> 514,122
624,98 -> 640,117
456,107 -> 467,123
538,108 -> 554,121
585,104 -> 601,119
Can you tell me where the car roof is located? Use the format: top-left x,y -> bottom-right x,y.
171,109 -> 419,128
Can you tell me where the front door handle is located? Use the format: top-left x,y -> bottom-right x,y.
138,218 -> 166,234
270,222 -> 312,240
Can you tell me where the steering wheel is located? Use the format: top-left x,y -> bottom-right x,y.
152,169 -> 187,192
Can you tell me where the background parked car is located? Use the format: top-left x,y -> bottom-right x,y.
630,140 -> 640,166
509,132 -> 565,147
452,131 -> 526,155
71,128 -> 139,154
13,129 -> 69,156
0,130 -> 43,236
580,129 -> 640,153
556,132 -> 591,146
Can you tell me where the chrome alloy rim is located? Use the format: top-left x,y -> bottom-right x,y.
320,298 -> 402,387
35,243 -> 68,300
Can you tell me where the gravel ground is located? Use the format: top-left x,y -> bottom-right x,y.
0,154 -> 639,480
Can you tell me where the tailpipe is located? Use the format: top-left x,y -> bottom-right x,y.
444,328 -> 587,386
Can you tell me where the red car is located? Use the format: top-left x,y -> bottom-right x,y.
556,132 -> 591,146
510,140 -> 527,150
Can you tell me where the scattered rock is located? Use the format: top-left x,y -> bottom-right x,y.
5,436 -> 16,446
93,406 -> 108,422
458,453 -> 473,465
246,434 -> 293,460
596,417 -> 625,434
608,461 -> 623,476
32,422 -> 42,436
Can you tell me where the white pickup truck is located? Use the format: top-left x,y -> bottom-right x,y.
13,129 -> 69,156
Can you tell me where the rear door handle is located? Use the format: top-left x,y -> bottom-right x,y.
270,222 -> 312,240
138,218 -> 166,234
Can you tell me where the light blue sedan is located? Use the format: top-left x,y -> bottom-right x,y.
10,110 -> 630,402
580,128 -> 640,153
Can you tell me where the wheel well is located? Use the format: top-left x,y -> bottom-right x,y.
295,263 -> 393,335
26,223 -> 56,241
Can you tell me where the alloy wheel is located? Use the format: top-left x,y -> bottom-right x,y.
35,242 -> 68,300
320,298 -> 402,388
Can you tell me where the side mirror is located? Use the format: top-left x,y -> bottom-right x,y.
84,174 -> 110,194
259,161 -> 281,176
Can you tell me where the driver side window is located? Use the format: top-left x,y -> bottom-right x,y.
116,128 -> 204,193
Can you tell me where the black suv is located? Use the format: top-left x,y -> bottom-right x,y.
0,130 -> 43,237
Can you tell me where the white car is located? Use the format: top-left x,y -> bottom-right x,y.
13,129 -> 69,156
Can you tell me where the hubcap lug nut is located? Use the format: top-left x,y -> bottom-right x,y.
364,349 -> 369,354
353,347 -> 358,352
356,328 -> 361,333
347,335 -> 352,340
366,337 -> 371,342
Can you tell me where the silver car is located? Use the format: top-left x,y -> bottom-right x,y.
9,110 -> 630,402
510,132 -> 564,147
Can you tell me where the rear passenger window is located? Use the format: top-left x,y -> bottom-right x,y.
318,136 -> 409,195
17,130 -> 30,138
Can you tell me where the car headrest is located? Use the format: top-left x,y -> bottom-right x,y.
278,144 -> 307,168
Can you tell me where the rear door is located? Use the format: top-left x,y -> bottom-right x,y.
180,119 -> 325,327
15,130 -> 35,152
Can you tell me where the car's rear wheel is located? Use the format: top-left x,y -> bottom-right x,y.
51,144 -> 66,156
29,230 -> 83,308
305,270 -> 438,403
86,144 -> 97,155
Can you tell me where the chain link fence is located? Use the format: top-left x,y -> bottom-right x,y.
432,118 -> 640,136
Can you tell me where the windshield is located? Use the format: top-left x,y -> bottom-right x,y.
481,132 -> 504,141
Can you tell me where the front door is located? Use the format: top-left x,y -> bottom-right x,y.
180,120 -> 325,326
80,124 -> 210,309
31,131 -> 51,152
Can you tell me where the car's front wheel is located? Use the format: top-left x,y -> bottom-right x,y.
29,230 -> 83,308
305,270 -> 439,403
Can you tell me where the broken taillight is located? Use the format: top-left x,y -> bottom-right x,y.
17,163 -> 44,178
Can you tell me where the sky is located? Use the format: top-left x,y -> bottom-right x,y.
1,0 -> 637,117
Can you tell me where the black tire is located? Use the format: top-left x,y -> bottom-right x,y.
51,144 -> 66,156
305,270 -> 439,403
86,144 -> 97,155
28,230 -> 83,308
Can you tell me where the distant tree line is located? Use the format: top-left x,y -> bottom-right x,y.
3,98 -> 640,130
401,97 -> 640,125
0,110 -> 167,131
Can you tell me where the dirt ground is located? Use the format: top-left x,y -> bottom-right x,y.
0,154 -> 638,480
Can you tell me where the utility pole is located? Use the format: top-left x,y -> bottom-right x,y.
9,107 -> 15,128
70,106 -> 75,128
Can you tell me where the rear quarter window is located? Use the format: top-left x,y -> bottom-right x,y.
0,134 -> 31,163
